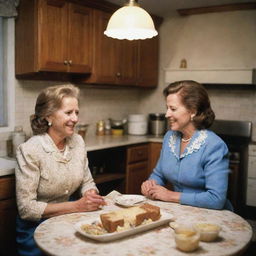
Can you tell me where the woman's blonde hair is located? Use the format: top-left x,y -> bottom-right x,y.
30,84 -> 80,135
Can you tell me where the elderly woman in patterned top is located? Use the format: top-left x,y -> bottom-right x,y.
141,80 -> 233,211
15,84 -> 105,256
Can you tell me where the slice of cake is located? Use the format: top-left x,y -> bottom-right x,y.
100,203 -> 161,233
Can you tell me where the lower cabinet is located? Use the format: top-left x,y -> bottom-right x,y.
0,176 -> 17,256
87,146 -> 127,195
148,142 -> 162,174
126,144 -> 149,194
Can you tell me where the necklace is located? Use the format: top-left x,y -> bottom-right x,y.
181,137 -> 191,143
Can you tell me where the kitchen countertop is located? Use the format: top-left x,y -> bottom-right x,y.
85,134 -> 163,152
0,135 -> 163,177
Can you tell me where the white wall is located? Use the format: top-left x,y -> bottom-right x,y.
138,10 -> 256,140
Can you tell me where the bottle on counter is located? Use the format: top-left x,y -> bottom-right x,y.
12,126 -> 26,156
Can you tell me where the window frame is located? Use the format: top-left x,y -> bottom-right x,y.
0,17 -> 15,133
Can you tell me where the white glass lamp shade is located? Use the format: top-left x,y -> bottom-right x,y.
104,5 -> 158,40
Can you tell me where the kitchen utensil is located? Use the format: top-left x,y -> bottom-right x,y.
109,118 -> 127,129
109,118 -> 127,135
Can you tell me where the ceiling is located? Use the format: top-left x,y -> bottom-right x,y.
106,0 -> 256,18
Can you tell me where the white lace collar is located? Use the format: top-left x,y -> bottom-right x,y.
39,133 -> 72,163
169,130 -> 207,159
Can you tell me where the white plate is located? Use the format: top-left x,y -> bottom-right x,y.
74,210 -> 174,242
114,194 -> 146,207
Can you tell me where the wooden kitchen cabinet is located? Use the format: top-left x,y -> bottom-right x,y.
126,144 -> 149,194
83,9 -> 159,87
87,147 -> 126,195
81,9 -> 138,86
15,0 -> 93,78
148,142 -> 173,190
16,0 -> 161,86
148,142 -> 162,174
137,37 -> 159,87
0,176 -> 17,256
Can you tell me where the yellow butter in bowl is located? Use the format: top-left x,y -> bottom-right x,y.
174,225 -> 200,252
194,223 -> 221,242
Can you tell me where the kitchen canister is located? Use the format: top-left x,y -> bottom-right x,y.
12,126 -> 26,156
149,113 -> 166,136
128,114 -> 148,135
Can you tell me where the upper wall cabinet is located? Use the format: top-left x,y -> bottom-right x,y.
78,9 -> 160,87
15,0 -> 162,87
137,36 -> 159,87
15,0 -> 93,78
82,9 -> 138,86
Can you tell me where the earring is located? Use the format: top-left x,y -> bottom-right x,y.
191,115 -> 195,121
48,122 -> 52,126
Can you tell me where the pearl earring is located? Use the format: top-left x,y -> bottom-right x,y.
48,122 -> 52,126
191,115 -> 195,121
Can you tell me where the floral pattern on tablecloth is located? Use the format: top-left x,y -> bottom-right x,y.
34,199 -> 252,256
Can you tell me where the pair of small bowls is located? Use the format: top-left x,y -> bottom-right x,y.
171,222 -> 221,252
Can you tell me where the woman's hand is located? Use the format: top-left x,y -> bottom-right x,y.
84,189 -> 98,196
147,185 -> 180,203
141,179 -> 157,197
76,192 -> 106,212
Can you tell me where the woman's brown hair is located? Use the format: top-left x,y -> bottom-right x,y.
163,80 -> 215,129
30,84 -> 80,135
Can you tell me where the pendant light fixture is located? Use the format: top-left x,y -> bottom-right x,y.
104,0 -> 158,40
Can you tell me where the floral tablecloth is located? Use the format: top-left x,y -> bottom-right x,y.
34,199 -> 252,256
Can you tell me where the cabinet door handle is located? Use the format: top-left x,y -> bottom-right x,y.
116,72 -> 121,77
64,60 -> 68,65
68,60 -> 72,65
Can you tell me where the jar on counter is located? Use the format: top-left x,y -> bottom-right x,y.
104,119 -> 111,135
96,120 -> 105,136
12,126 -> 26,156
76,123 -> 89,140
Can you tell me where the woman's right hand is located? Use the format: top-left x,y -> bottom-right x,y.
141,179 -> 157,197
76,193 -> 106,212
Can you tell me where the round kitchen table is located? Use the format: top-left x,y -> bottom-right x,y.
34,198 -> 252,256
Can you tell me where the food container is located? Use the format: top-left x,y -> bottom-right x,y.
76,123 -> 89,140
96,120 -> 105,136
194,223 -> 221,242
128,114 -> 148,135
109,119 -> 127,136
148,113 -> 166,136
12,126 -> 26,156
174,224 -> 200,252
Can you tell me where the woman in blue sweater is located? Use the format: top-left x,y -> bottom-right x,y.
141,80 -> 233,210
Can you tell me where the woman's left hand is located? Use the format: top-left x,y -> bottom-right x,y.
148,185 -> 180,203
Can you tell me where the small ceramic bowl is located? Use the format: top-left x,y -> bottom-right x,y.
194,223 -> 221,242
174,225 -> 200,252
